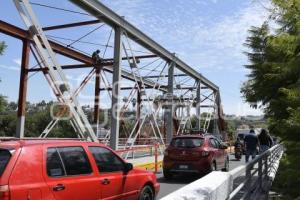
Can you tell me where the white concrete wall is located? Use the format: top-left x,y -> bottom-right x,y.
161,172 -> 232,200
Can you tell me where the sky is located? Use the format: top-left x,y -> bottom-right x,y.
0,0 -> 272,116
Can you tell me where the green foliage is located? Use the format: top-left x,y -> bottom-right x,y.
0,95 -> 7,113
0,79 -> 8,113
241,0 -> 300,198
0,101 -> 77,138
0,113 -> 17,136
0,41 -> 7,55
0,41 -> 8,112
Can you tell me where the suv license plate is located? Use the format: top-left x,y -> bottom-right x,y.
179,165 -> 188,169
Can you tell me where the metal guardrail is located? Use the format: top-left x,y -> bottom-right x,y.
229,144 -> 284,200
116,143 -> 165,173
162,144 -> 284,200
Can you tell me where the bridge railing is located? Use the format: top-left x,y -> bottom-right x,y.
229,144 -> 284,199
162,144 -> 284,200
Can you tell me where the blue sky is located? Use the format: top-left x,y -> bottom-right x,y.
0,0 -> 271,115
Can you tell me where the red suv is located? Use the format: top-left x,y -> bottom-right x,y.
163,135 -> 229,179
0,140 -> 159,200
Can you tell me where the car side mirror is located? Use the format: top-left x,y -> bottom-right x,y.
124,163 -> 133,173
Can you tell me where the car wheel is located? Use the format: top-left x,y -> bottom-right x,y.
163,169 -> 173,180
139,185 -> 154,200
222,157 -> 229,172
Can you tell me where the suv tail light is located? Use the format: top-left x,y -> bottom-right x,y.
201,151 -> 210,157
0,185 -> 10,200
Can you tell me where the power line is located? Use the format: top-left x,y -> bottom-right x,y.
139,58 -> 161,70
47,35 -> 112,48
47,36 -> 92,56
30,2 -> 91,16
102,28 -> 113,58
47,35 -> 152,55
67,24 -> 105,47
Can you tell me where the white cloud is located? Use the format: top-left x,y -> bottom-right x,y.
0,64 -> 20,71
101,0 -> 271,73
184,1 -> 272,72
230,101 -> 264,116
13,58 -> 21,66
79,0 -> 270,115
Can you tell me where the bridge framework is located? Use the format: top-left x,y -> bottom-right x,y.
0,0 -> 226,149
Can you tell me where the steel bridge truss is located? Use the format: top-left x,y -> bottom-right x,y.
0,0 -> 226,149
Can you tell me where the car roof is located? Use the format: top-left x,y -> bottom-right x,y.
0,139 -> 105,148
172,135 -> 205,139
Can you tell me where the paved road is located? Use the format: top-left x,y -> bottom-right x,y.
156,154 -> 245,199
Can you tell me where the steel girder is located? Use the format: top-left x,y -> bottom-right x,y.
0,20 -> 166,92
69,0 -> 219,92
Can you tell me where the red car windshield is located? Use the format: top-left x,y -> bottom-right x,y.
171,138 -> 204,148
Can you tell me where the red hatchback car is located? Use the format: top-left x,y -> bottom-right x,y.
163,135 -> 229,179
0,140 -> 159,200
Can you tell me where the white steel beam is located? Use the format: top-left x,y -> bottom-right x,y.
196,80 -> 201,131
166,62 -> 175,144
110,27 -> 122,150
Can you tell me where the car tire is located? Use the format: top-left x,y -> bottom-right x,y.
163,169 -> 173,180
222,157 -> 229,172
139,185 -> 154,200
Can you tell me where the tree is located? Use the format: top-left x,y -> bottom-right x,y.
0,41 -> 7,55
0,79 -> 7,113
0,41 -> 7,112
241,0 -> 300,199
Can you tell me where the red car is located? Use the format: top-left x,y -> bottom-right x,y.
0,140 -> 159,200
163,135 -> 229,179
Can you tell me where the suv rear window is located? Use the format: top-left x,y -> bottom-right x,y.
171,138 -> 204,148
0,149 -> 12,176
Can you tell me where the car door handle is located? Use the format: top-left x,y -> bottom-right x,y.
101,179 -> 110,185
53,184 -> 65,191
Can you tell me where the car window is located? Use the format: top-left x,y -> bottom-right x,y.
214,139 -> 221,149
209,138 -> 218,148
0,149 -> 12,176
89,147 -> 124,173
171,138 -> 204,148
58,147 -> 92,176
47,148 -> 66,177
47,147 -> 92,177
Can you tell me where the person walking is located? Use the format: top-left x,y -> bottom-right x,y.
244,129 -> 259,163
234,137 -> 243,160
258,129 -> 273,153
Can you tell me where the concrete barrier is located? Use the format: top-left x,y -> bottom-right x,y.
161,171 -> 232,200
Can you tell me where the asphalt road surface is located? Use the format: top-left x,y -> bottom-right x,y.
156,154 -> 245,199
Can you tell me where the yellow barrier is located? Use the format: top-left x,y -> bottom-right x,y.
133,161 -> 163,171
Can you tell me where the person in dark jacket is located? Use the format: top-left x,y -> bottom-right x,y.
244,129 -> 259,163
92,49 -> 101,64
258,129 -> 273,153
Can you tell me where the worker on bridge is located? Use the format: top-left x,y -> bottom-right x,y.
92,49 -> 102,65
